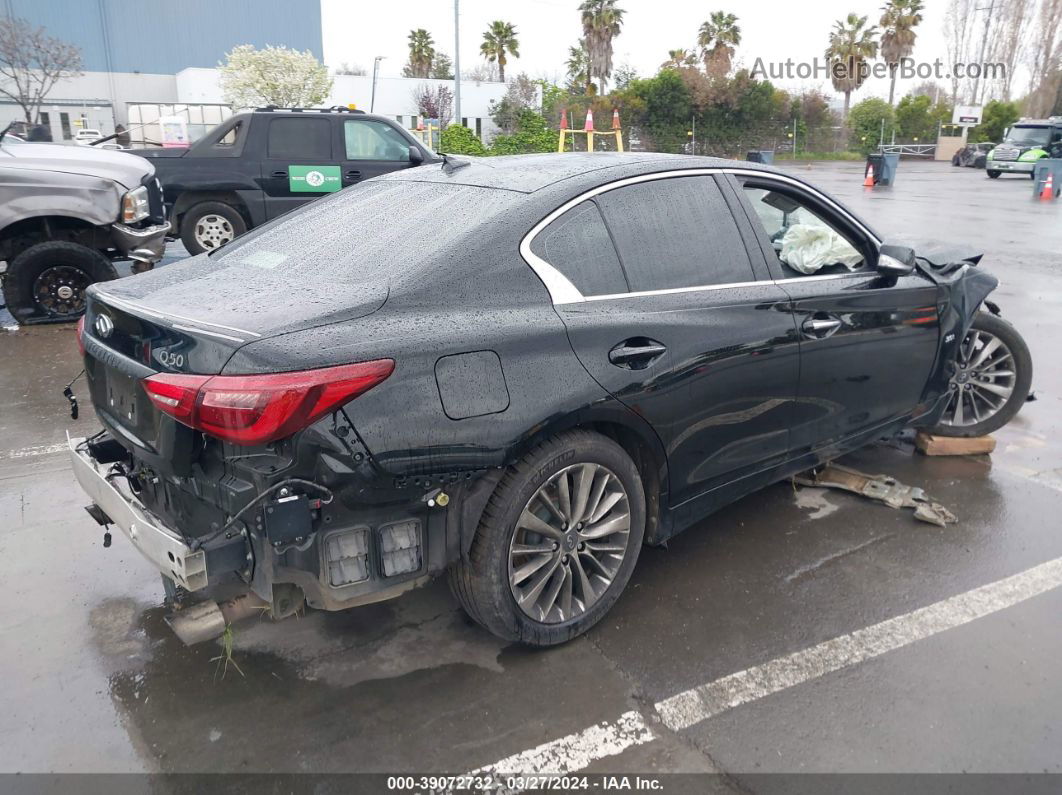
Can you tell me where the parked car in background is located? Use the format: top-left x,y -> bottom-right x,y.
986,117 -> 1062,178
69,153 -> 1031,647
952,142 -> 994,168
133,107 -> 438,255
0,131 -> 168,323
75,129 -> 104,146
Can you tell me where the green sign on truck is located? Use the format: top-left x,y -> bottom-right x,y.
288,165 -> 342,193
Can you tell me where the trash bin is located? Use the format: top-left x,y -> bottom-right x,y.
746,150 -> 775,165
1032,159 -> 1062,198
865,152 -> 899,186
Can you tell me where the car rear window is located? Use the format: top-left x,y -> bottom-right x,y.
595,176 -> 756,291
267,117 -> 332,159
529,201 -> 628,296
214,181 -> 519,284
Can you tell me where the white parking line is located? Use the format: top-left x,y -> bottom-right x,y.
469,711 -> 654,777
656,555 -> 1062,731
470,555 -> 1062,775
4,442 -> 67,460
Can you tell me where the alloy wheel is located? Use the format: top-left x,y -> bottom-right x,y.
508,463 -> 631,624
194,214 -> 235,250
940,327 -> 1016,427
31,265 -> 90,317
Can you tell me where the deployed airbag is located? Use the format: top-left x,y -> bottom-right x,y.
779,223 -> 863,274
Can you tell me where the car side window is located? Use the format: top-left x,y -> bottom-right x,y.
216,121 -> 241,147
594,176 -> 756,291
741,184 -> 867,277
267,118 -> 332,159
344,120 -> 411,161
529,201 -> 628,296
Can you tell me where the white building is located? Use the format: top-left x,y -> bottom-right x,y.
1,66 -> 511,146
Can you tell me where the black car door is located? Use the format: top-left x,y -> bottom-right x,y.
727,173 -> 941,456
260,116 -> 341,221
340,119 -> 420,187
530,173 -> 801,510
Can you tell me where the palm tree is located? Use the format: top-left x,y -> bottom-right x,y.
565,43 -> 592,94
697,12 -> 742,77
880,0 -> 924,106
662,48 -> 697,69
480,21 -> 520,82
406,29 -> 435,78
579,0 -> 625,94
826,13 -> 879,123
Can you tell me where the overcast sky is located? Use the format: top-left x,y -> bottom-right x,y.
320,0 -> 984,103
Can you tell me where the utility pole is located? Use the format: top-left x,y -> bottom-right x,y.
973,0 -> 996,105
370,56 -> 385,113
453,0 -> 461,128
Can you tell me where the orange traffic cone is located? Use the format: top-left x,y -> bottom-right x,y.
612,108 -> 620,129
584,108 -> 594,131
864,165 -> 875,187
1040,171 -> 1055,201
416,117 -> 424,131
559,110 -> 568,131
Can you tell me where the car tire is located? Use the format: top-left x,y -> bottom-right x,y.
448,430 -> 646,646
986,170 -> 1001,178
180,201 -> 247,255
924,311 -> 1032,438
1,241 -> 117,323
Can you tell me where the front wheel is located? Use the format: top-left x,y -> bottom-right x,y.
986,170 -> 1001,179
925,311 -> 1032,438
1,241 -> 117,323
448,430 -> 645,646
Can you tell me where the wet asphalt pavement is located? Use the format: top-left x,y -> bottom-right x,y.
1,161 -> 1060,786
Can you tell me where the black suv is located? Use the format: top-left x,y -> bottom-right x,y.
134,108 -> 437,254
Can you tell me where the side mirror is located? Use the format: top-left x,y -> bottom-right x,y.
877,243 -> 916,277
409,146 -> 424,165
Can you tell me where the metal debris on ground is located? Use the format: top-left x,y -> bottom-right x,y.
794,463 -> 958,527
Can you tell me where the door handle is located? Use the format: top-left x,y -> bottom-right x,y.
609,339 -> 667,370
271,170 -> 287,178
345,170 -> 362,180
801,315 -> 843,338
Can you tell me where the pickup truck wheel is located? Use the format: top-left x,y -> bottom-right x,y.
448,430 -> 645,646
180,202 -> 246,255
2,241 -> 117,322
925,312 -> 1032,438
986,170 -> 1001,178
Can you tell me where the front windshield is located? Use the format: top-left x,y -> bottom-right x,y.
1005,126 -> 1050,147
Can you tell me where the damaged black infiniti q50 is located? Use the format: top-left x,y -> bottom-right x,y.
69,153 -> 1032,646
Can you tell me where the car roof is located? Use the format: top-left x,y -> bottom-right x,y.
379,152 -> 766,194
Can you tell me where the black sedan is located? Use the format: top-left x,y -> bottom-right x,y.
69,153 -> 1032,646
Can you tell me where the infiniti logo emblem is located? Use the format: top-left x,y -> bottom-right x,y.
93,314 -> 114,338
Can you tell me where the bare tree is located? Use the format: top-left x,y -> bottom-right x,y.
0,17 -> 82,125
412,83 -> 454,128
1025,0 -> 1062,116
990,0 -> 1033,100
943,0 -> 977,104
334,62 -> 367,76
464,62 -> 500,82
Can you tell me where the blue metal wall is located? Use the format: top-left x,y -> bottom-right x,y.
2,0 -> 323,74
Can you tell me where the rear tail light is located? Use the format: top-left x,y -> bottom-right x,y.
76,316 -> 86,356
142,360 -> 394,446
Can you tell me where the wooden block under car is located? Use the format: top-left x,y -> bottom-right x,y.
914,431 -> 996,456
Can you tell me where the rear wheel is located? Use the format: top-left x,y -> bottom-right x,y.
1,241 -> 117,323
448,430 -> 645,646
986,170 -> 1001,179
180,201 -> 246,255
926,312 -> 1032,438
